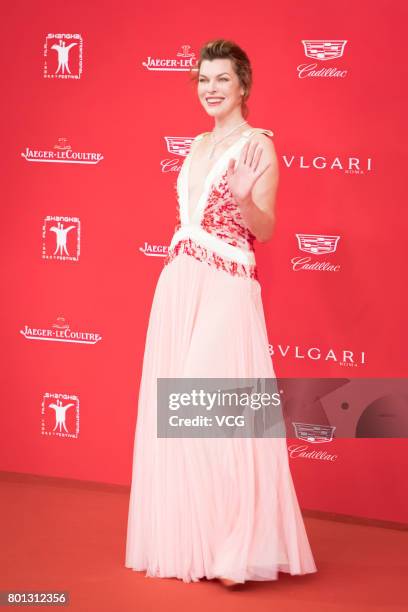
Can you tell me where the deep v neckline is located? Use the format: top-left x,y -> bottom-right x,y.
181,128 -> 252,225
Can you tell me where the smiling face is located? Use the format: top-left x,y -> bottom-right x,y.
197,58 -> 245,118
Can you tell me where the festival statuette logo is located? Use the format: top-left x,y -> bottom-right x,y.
20,316 -> 102,345
21,137 -> 104,165
41,392 -> 80,439
282,151 -> 372,174
268,343 -> 366,368
292,233 -> 341,272
42,215 -> 80,261
297,39 -> 348,79
43,33 -> 83,79
142,45 -> 196,71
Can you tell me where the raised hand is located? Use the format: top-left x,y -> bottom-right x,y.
226,139 -> 271,205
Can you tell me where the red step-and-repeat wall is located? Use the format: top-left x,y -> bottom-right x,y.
1,0 -> 407,523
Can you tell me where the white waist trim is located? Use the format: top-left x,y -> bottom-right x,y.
169,225 -> 256,266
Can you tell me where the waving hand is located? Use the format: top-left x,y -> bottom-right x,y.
226,139 -> 271,205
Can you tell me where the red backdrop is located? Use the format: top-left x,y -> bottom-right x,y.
1,0 -> 407,523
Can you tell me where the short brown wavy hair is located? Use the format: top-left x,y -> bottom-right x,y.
190,39 -> 253,119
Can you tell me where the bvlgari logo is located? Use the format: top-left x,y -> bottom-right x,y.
143,45 -> 196,71
21,137 -> 104,164
42,216 -> 80,261
20,316 -> 102,344
41,392 -> 80,439
139,242 -> 168,257
161,135 -> 193,174
283,153 -> 371,174
268,343 -> 366,367
298,39 -> 348,78
43,33 -> 83,79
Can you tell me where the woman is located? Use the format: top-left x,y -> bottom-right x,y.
125,39 -> 317,587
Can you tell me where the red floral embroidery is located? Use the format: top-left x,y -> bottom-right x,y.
201,171 -> 256,252
167,169 -> 258,280
163,238 -> 258,280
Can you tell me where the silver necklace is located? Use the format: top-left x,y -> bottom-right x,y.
208,120 -> 248,159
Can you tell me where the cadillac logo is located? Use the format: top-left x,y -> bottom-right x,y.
301,39 -> 347,61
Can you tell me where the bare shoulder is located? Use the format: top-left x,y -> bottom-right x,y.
248,128 -> 276,160
250,127 -> 274,138
195,131 -> 211,141
189,131 -> 210,153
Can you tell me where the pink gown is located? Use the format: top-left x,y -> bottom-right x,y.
125,127 -> 318,583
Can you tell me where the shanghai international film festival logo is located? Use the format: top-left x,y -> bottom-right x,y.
21,137 -> 104,165
43,33 -> 83,79
42,215 -> 80,261
142,45 -> 196,71
41,392 -> 80,439
20,316 -> 102,345
298,39 -> 348,79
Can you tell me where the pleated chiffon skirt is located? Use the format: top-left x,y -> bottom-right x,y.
125,253 -> 317,583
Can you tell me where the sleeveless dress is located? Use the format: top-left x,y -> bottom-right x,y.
125,127 -> 318,583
